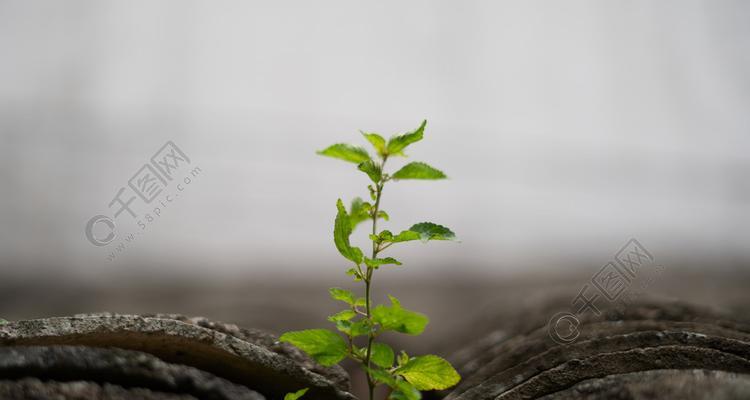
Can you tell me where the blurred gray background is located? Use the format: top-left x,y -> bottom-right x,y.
0,1 -> 749,319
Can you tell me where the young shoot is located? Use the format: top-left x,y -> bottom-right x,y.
281,120 -> 459,400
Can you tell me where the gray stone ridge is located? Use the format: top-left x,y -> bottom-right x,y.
0,313 -> 356,400
445,300 -> 750,400
0,346 -> 264,400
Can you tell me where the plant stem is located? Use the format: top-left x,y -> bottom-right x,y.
364,156 -> 387,400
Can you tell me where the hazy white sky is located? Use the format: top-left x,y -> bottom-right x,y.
1,1 -> 748,279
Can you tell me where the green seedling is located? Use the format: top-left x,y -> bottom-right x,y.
281,120 -> 460,400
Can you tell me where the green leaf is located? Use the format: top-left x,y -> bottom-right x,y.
409,222 -> 456,241
387,120 -> 426,156
366,367 -> 422,400
395,355 -> 460,391
328,310 -> 357,322
333,320 -> 348,335
350,198 -> 386,231
329,287 -> 356,305
317,143 -> 371,163
284,388 -> 308,400
358,160 -> 382,183
334,199 -> 363,264
386,224 -> 455,244
373,295 -> 429,335
351,320 -> 372,337
346,268 -> 363,281
354,297 -> 367,307
335,319 -> 371,337
378,230 -> 394,242
364,257 -> 403,269
398,351 -> 410,367
349,198 -> 371,230
362,132 -> 387,157
368,367 -> 396,386
391,230 -> 421,243
390,382 -> 422,400
392,162 -> 446,180
279,329 -> 348,366
368,369 -> 422,400
370,342 -> 395,368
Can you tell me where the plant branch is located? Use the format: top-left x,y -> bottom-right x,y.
364,155 -> 387,400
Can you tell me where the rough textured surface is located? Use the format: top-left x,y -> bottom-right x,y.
141,313 -> 350,390
0,346 -> 264,400
1,268 -> 748,399
537,369 -> 750,400
0,314 -> 355,400
0,269 -> 748,399
0,378 -> 197,400
445,299 -> 750,400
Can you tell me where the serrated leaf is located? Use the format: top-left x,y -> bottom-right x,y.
395,355 -> 460,391
377,210 -> 390,221
358,160 -> 382,183
362,132 -> 387,157
349,198 -> 371,230
370,342 -> 395,368
336,319 -> 371,337
373,295 -> 429,335
409,222 -> 456,241
391,230 -> 421,243
279,329 -> 348,366
364,257 -> 402,268
328,310 -> 357,322
317,143 -> 371,163
387,120 -> 426,156
334,199 -> 363,264
284,388 -> 308,400
329,287 -> 356,305
352,320 -> 373,336
392,162 -> 446,180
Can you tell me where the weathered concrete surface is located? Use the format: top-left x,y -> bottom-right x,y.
0,269 -> 747,399
141,313 -> 350,390
537,369 -> 750,400
0,346 -> 264,400
0,378 -> 197,400
0,314 -> 355,400
445,300 -> 750,400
